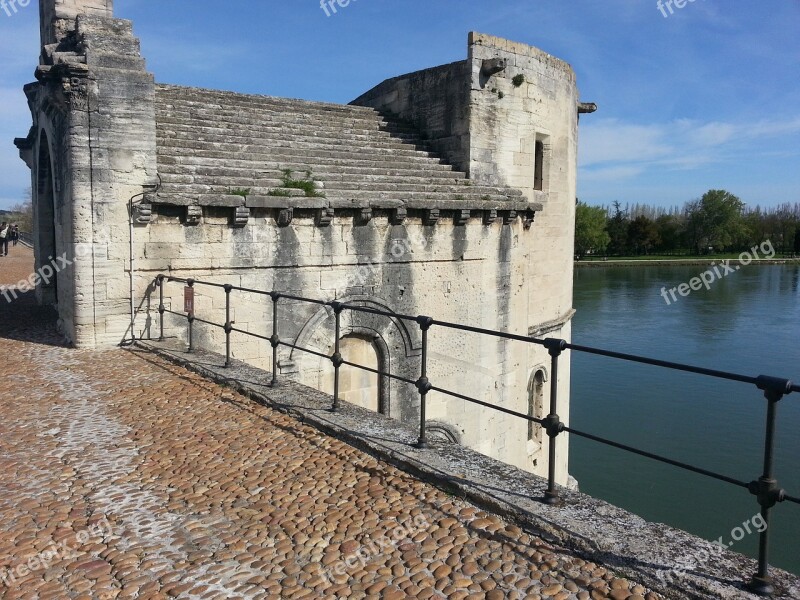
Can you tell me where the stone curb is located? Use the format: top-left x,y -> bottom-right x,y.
133,339 -> 800,600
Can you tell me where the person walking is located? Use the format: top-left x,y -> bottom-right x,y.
0,222 -> 8,257
10,225 -> 18,247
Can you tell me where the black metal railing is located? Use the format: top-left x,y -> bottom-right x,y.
151,274 -> 798,596
18,231 -> 33,248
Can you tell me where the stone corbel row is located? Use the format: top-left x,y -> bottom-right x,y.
207,206 -> 532,229
139,204 -> 538,229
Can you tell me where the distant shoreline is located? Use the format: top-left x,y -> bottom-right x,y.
574,258 -> 800,268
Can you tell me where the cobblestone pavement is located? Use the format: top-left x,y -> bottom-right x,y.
0,281 -> 663,599
0,245 -> 35,289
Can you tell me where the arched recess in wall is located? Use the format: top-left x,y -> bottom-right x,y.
425,421 -> 462,445
289,296 -> 422,418
36,128 -> 58,304
527,366 -> 548,464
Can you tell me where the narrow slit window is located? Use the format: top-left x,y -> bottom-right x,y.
534,140 -> 545,191
528,370 -> 545,441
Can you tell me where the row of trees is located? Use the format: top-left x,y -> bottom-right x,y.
575,190 -> 800,259
2,193 -> 33,232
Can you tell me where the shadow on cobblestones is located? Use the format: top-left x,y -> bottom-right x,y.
0,290 -> 63,347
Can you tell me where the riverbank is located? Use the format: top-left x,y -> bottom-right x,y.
575,257 -> 800,268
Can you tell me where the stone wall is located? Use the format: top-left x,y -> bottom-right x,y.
352,32 -> 583,480
17,7 -> 582,485
146,208 -> 569,482
351,61 -> 473,172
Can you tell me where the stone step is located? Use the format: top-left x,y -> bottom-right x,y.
152,85 -> 522,205
322,181 -> 507,194
154,97 -> 409,129
157,181 -> 518,203
156,150 -> 459,173
155,107 -> 417,135
156,112 -> 411,140
156,109 -> 414,139
155,161 -> 467,182
157,128 -> 436,158
155,85 -> 388,120
156,140 -> 451,166
157,173 -> 505,196
156,117 -> 426,147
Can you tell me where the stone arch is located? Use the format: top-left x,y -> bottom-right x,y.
425,420 -> 462,445
527,366 -> 548,462
289,295 -> 422,420
34,128 -> 58,305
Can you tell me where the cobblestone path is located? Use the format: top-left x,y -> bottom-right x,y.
0,245 -> 36,290
0,259 -> 660,599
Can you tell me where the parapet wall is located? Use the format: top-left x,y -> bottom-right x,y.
351,61 -> 473,172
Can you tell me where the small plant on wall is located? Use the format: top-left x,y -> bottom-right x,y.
512,74 -> 525,88
268,169 -> 325,197
228,188 -> 250,198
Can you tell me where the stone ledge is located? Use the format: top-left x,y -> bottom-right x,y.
150,193 -> 543,214
134,338 -> 800,600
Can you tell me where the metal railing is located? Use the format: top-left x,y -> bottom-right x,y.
151,274 -> 798,596
17,231 -> 33,248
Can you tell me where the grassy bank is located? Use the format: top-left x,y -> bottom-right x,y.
575,255 -> 800,268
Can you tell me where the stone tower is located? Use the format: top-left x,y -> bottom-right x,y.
16,3 -> 592,485
16,0 -> 157,344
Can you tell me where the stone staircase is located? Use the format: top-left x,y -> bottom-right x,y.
154,85 -> 530,211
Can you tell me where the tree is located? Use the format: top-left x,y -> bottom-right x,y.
628,215 -> 659,255
684,190 -> 745,253
606,201 -> 630,256
9,187 -> 33,232
574,201 -> 610,259
654,214 -> 684,254
773,203 -> 799,255
794,226 -> 800,257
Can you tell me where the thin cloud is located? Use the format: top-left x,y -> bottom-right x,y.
579,116 -> 800,182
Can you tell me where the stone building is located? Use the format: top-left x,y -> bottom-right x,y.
15,0 -> 595,484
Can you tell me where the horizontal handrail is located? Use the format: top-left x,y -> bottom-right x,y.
150,273 -> 797,596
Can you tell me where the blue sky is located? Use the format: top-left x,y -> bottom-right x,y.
0,0 -> 798,211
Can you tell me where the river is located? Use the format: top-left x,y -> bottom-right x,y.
570,263 -> 800,576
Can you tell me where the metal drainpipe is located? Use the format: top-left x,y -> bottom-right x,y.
124,177 -> 160,346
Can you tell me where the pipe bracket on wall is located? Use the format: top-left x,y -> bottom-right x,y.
133,203 -> 152,225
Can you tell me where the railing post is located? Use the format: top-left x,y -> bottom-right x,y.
223,284 -> 233,368
329,302 -> 344,412
269,292 -> 280,387
186,279 -> 195,354
415,316 -> 434,449
542,338 -> 567,506
157,275 -> 165,342
747,376 -> 792,597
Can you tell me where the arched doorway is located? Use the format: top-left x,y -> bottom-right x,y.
290,297 -> 422,420
317,334 -> 386,413
36,130 -> 57,305
335,334 -> 381,412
